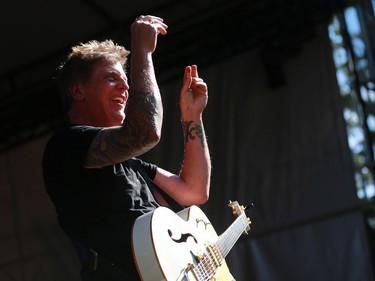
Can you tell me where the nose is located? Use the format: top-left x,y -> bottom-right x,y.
118,77 -> 129,90
120,78 -> 129,101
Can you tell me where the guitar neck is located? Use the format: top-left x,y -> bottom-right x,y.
216,212 -> 249,258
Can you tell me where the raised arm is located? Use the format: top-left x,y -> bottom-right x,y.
153,65 -> 211,206
84,16 -> 168,168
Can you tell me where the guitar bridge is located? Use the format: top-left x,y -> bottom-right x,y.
185,263 -> 200,281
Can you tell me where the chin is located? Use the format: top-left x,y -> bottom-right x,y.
107,113 -> 125,126
119,115 -> 126,124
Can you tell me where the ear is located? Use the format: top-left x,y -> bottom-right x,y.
69,83 -> 85,101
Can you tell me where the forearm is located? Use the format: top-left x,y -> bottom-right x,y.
126,49 -> 163,142
179,116 -> 211,202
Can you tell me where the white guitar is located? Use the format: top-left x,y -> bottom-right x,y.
132,201 -> 251,281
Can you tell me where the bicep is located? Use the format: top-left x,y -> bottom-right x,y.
84,126 -> 151,168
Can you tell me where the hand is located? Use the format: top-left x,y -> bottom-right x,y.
180,65 -> 208,117
131,15 -> 168,53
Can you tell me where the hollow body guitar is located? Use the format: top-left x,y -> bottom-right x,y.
132,201 -> 251,281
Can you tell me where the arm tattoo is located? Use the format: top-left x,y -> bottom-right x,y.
85,90 -> 162,167
86,128 -> 133,167
182,120 -> 206,147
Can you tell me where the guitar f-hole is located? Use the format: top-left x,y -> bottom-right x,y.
168,229 -> 198,244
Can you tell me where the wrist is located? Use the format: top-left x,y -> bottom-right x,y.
181,119 -> 206,147
180,112 -> 203,123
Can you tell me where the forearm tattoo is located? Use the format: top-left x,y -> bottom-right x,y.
182,120 -> 206,147
85,90 -> 162,167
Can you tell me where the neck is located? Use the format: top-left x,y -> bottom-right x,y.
68,108 -> 89,125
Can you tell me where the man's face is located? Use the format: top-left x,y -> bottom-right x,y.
75,59 -> 129,127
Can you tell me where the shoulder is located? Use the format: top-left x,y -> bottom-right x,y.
46,125 -> 101,148
43,124 -> 102,168
126,157 -> 158,179
53,124 -> 102,140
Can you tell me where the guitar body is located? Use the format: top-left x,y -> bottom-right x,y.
132,205 -> 234,281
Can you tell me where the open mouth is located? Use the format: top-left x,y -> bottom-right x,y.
111,96 -> 125,104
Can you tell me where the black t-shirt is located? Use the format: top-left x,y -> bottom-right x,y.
42,124 -> 161,277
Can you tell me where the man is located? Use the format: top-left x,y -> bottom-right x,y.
42,15 -> 211,280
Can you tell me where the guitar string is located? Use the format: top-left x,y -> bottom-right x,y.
192,252 -> 216,281
192,234 -> 234,280
216,213 -> 248,257
189,212 -> 249,280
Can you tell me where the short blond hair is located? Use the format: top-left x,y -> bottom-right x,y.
68,39 -> 129,65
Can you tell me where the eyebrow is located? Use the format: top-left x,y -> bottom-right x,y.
107,70 -> 127,80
